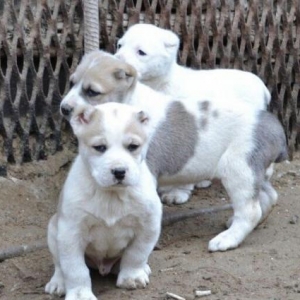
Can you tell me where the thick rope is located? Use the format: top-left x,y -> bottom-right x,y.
84,0 -> 99,53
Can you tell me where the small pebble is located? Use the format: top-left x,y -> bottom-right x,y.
166,292 -> 186,300
289,215 -> 299,224
195,290 -> 212,297
287,171 -> 297,177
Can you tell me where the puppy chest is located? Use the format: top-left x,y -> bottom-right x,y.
86,220 -> 136,258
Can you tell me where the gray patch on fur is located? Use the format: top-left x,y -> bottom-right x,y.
212,110 -> 219,118
146,101 -> 198,177
199,101 -> 210,112
248,111 -> 288,187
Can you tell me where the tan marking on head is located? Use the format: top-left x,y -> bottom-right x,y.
77,52 -> 136,90
76,109 -> 105,143
124,112 -> 148,144
70,51 -> 137,104
83,61 -> 132,93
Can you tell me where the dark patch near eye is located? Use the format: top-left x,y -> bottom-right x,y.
247,111 -> 288,191
199,100 -> 210,112
127,144 -> 139,152
93,145 -> 107,153
85,87 -> 101,97
146,101 -> 198,177
138,50 -> 146,56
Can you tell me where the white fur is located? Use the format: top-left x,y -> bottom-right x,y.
116,24 -> 270,108
59,50 -> 284,254
116,23 -> 271,203
45,103 -> 162,299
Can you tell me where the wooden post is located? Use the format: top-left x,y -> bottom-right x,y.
83,0 -> 99,53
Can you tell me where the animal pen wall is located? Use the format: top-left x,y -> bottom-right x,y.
0,0 -> 299,175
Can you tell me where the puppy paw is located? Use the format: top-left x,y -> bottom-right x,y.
65,287 -> 97,300
208,230 -> 240,252
195,180 -> 212,189
117,264 -> 151,289
45,273 -> 65,296
160,189 -> 191,205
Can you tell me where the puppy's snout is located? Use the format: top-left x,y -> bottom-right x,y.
60,104 -> 74,118
111,168 -> 126,181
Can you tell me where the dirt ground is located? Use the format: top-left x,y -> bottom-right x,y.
0,149 -> 299,300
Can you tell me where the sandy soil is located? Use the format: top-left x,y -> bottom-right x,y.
0,149 -> 299,300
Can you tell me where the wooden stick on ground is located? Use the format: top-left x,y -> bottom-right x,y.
0,204 -> 232,261
0,240 -> 47,262
162,203 -> 232,226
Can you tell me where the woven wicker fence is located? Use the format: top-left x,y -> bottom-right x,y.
0,0 -> 299,174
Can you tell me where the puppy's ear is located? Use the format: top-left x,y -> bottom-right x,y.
114,69 -> 127,80
163,30 -> 180,51
113,64 -> 137,88
137,111 -> 149,124
70,104 -> 96,133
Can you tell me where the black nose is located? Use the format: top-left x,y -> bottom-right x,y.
112,168 -> 126,181
60,104 -> 73,118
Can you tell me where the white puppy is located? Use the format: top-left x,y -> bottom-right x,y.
60,50 -> 288,253
115,24 -> 270,108
115,23 -> 272,204
45,103 -> 162,300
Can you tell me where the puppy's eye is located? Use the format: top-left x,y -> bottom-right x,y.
117,43 -> 122,49
85,88 -> 101,97
93,145 -> 107,153
127,144 -> 139,152
69,80 -> 74,89
137,50 -> 146,56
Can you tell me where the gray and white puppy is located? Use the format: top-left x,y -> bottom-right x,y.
115,23 -> 272,204
60,50 -> 288,254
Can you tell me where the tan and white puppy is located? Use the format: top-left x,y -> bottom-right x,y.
45,103 -> 162,300
60,50 -> 288,254
115,23 -> 272,203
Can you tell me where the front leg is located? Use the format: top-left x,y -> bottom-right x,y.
117,203 -> 161,289
57,218 -> 97,300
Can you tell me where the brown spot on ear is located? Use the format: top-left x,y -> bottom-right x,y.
124,63 -> 137,79
114,69 -> 127,80
199,101 -> 210,112
75,109 -> 104,142
137,111 -> 148,124
78,113 -> 89,124
114,64 -> 137,81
